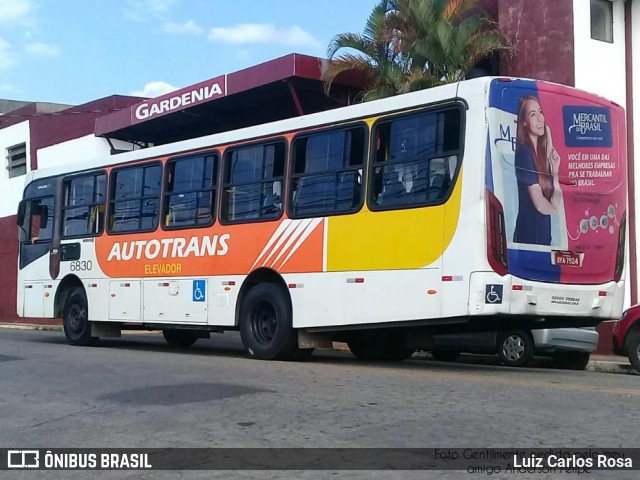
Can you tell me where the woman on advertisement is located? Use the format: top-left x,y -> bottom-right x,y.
513,94 -> 564,245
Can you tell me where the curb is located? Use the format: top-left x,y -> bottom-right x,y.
0,323 -> 62,332
587,360 -> 636,375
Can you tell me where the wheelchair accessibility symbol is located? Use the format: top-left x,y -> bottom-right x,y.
192,280 -> 206,302
485,284 -> 503,304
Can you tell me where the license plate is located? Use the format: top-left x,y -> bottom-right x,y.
552,250 -> 584,267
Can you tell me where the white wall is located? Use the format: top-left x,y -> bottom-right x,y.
0,129 -> 137,218
0,120 -> 30,217
37,134 -> 137,170
574,0 -> 632,307
573,0 -> 626,106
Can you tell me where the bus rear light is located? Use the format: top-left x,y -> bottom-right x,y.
442,276 -> 453,282
486,189 -> 508,276
427,289 -> 437,295
347,278 -> 365,284
599,291 -> 608,297
288,283 -> 304,289
614,213 -> 626,282
222,281 -> 236,286
512,285 -> 532,291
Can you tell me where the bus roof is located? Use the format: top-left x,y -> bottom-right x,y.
25,76 -> 617,184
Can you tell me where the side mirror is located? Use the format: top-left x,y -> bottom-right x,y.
17,200 -> 26,226
40,205 -> 49,229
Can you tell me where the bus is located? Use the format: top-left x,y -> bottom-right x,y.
16,77 -> 627,361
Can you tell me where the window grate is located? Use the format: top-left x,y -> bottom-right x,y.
7,143 -> 27,178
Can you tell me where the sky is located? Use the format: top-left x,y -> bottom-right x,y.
0,0 -> 377,106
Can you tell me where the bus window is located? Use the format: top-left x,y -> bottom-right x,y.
164,154 -> 217,229
289,126 -> 365,218
370,108 -> 461,209
22,197 -> 54,244
108,163 -> 161,233
221,142 -> 285,223
62,172 -> 106,237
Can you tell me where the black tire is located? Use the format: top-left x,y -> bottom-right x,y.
496,330 -> 534,367
163,329 -> 198,348
63,287 -> 98,346
553,352 -> 591,370
239,283 -> 300,361
381,330 -> 415,361
347,330 -> 413,361
382,346 -> 416,361
431,349 -> 460,362
626,330 -> 640,374
291,348 -> 315,361
346,330 -> 388,361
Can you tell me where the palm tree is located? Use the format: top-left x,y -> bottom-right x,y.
323,0 -> 512,100
388,0 -> 511,90
323,0 -> 404,102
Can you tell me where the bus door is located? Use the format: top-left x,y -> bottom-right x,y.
17,179 -> 58,317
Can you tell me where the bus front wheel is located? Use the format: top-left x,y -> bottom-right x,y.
239,283 -> 308,361
63,288 -> 98,346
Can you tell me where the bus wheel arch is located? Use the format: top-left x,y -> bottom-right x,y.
236,269 -> 310,360
54,275 -> 84,318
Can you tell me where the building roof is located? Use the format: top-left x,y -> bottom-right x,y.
94,53 -> 365,146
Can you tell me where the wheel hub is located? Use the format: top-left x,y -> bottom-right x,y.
251,300 -> 277,345
502,335 -> 525,361
67,304 -> 86,334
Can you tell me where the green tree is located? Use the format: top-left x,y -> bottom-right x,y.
388,0 -> 511,90
324,0 -> 512,100
323,0 -> 403,102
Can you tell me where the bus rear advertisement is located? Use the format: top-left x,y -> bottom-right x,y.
16,77 -> 627,361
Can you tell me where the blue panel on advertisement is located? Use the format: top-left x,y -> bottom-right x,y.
507,249 -> 560,283
562,105 -> 612,147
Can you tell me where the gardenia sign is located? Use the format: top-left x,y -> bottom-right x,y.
133,81 -> 225,121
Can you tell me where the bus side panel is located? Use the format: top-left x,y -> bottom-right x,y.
440,84 -> 488,319
288,269 -> 441,329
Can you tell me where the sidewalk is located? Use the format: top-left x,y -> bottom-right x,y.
1,323 -> 636,375
588,354 -> 635,375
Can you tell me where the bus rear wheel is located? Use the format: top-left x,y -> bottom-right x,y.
63,288 -> 98,346
239,283 -> 307,361
347,330 -> 413,361
163,329 -> 199,348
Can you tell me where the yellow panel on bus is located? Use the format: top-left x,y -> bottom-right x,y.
326,168 -> 463,271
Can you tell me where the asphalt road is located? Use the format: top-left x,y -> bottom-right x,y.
1,328 -> 639,480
